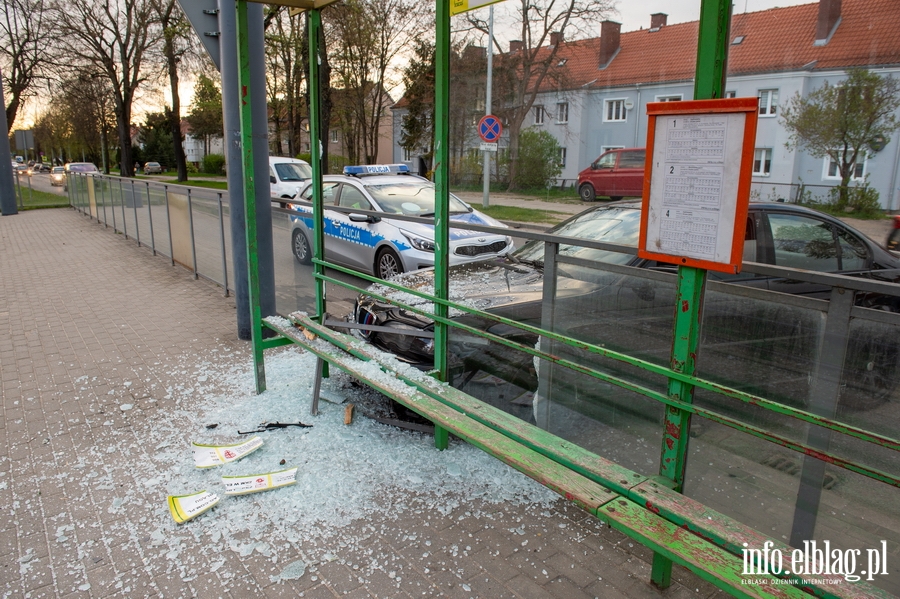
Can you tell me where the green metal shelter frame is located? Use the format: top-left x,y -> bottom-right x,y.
228,0 -> 900,595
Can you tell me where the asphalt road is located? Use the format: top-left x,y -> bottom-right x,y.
13,170 -> 67,196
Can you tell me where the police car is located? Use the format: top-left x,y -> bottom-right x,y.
288,164 -> 514,279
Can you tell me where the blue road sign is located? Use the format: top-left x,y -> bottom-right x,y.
478,115 -> 502,143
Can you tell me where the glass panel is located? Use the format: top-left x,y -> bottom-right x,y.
188,192 -> 226,287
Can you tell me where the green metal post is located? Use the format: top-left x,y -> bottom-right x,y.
236,0 -> 266,394
307,10 -> 327,324
432,0 -> 450,450
651,0 -> 730,588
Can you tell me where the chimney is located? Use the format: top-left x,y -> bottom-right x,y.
550,31 -> 563,46
650,13 -> 667,29
509,40 -> 523,53
815,0 -> 841,45
598,21 -> 621,69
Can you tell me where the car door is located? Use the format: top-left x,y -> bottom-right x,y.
759,210 -> 871,299
586,150 -> 619,197
329,183 -> 378,271
296,182 -> 340,262
614,150 -> 646,197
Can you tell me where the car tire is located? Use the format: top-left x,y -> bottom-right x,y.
376,247 -> 403,279
292,229 -> 312,265
608,196 -> 623,201
579,184 -> 596,202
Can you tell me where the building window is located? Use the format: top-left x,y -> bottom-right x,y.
823,154 -> 866,180
330,129 -> 338,143
656,94 -> 682,102
402,147 -> 412,162
753,148 -> 772,175
758,89 -> 778,116
604,99 -> 626,122
559,147 -> 567,167
724,90 -> 737,98
601,145 -> 625,154
534,105 -> 544,125
556,102 -> 569,124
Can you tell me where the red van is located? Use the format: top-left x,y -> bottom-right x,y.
577,148 -> 646,201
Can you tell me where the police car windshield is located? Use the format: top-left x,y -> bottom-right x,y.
365,182 -> 471,216
275,162 -> 312,181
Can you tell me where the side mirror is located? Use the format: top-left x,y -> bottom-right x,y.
349,213 -> 380,223
590,163 -> 597,170
270,175 -> 277,184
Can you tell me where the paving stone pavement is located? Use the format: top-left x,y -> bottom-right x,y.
0,207 -> 730,599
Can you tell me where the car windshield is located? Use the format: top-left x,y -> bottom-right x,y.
364,182 -> 471,216
514,206 -> 641,266
52,167 -> 64,173
69,164 -> 98,172
275,162 -> 312,182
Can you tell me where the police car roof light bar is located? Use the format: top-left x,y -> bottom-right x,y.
343,164 -> 410,177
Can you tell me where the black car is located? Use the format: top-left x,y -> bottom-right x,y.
354,202 -> 900,420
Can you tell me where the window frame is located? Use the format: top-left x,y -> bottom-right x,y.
822,152 -> 867,181
559,147 -> 567,167
758,88 -> 779,116
533,104 -> 545,125
556,101 -> 569,124
603,98 -> 627,122
655,94 -> 683,102
753,148 -> 772,176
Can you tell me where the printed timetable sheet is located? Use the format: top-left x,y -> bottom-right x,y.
644,110 -> 746,266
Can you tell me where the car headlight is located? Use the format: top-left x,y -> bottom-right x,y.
400,229 -> 435,252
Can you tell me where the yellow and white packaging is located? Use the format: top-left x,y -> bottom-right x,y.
222,467 -> 298,496
167,490 -> 219,523
192,436 -> 264,468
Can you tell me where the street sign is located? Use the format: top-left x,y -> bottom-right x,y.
450,0 -> 505,16
478,115 -> 502,143
177,0 -> 221,70
479,142 -> 498,152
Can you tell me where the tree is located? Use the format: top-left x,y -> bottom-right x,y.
399,40 -> 436,164
185,74 -> 223,157
264,7 -> 306,157
151,0 -> 192,181
467,0 -> 613,190
0,0 -> 55,129
781,69 -> 900,208
53,0 -> 160,177
327,0 -> 430,164
511,127 -> 562,189
138,110 -> 175,167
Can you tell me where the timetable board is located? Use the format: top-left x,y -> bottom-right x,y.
638,98 -> 758,274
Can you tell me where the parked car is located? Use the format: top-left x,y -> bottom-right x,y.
577,147 -> 646,202
354,201 -> 900,416
50,166 -> 66,186
270,156 -> 313,207
143,161 -> 163,174
288,164 -> 514,279
63,162 -> 99,191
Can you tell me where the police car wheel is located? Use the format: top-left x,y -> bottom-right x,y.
376,248 -> 403,279
292,229 -> 312,265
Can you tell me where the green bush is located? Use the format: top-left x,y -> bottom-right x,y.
202,153 -> 226,175
510,127 -> 562,190
186,161 -> 199,174
827,181 -> 882,218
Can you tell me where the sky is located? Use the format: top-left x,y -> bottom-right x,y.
614,0 -> 813,32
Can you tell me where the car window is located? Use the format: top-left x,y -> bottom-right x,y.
364,182 -> 470,215
338,185 -> 372,210
514,206 -> 641,266
768,213 -> 842,272
299,182 -> 339,203
618,151 -> 645,168
274,162 -> 312,182
594,152 -> 617,169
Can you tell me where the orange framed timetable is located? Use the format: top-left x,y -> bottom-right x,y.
638,98 -> 759,274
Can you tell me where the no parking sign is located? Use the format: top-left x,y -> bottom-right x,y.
478,115 -> 502,143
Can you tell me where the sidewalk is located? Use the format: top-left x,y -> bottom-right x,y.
0,208 -> 721,598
